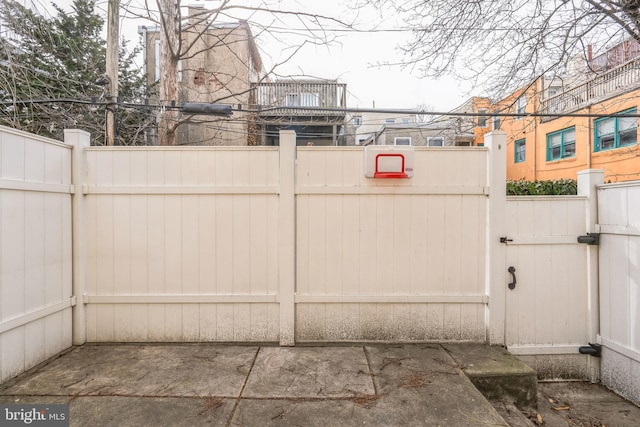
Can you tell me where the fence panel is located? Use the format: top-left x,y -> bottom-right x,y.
598,181 -> 640,406
84,147 -> 280,342
295,147 -> 489,341
505,196 -> 593,379
0,126 -> 73,383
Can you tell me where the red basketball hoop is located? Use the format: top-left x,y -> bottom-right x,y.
374,153 -> 408,178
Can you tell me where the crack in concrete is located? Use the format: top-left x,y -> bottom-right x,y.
226,346 -> 260,427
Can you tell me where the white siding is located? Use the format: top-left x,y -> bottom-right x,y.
598,181 -> 640,406
0,126 -> 73,383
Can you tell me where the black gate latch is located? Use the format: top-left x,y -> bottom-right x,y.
577,233 -> 600,245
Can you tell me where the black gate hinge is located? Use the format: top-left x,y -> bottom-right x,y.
579,343 -> 601,357
577,233 -> 600,245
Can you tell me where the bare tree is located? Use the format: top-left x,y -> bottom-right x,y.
0,0 -> 150,145
414,103 -> 435,123
131,0 -> 350,145
356,0 -> 640,97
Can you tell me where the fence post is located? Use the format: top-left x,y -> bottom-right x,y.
65,129 -> 89,345
577,169 -> 604,382
485,131 -> 507,345
279,130 -> 296,346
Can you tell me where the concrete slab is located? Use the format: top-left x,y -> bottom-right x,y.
6,344 -> 633,426
444,343 -> 538,409
1,344 -> 258,397
233,395 -> 504,427
243,346 -> 374,398
365,343 -> 459,389
534,382 -> 640,427
233,345 -> 507,426
364,344 -> 509,426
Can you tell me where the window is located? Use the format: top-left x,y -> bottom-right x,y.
477,109 -> 488,128
402,118 -> 410,124
493,115 -> 501,130
514,139 -> 526,163
394,137 -> 412,145
427,136 -> 444,146
515,95 -> 526,119
352,116 -> 362,126
546,127 -> 576,161
285,92 -> 319,107
594,108 -> 638,151
385,118 -> 396,124
547,86 -> 561,98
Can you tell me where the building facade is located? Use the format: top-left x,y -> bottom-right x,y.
483,39 -> 640,183
139,7 -> 264,145
348,104 -> 484,147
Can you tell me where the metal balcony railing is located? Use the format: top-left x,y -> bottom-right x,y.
250,80 -> 347,117
540,57 -> 640,121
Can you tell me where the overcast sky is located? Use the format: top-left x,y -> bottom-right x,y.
47,0 -> 471,111
242,0 -> 472,110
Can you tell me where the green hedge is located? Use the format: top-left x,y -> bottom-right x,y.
506,179 -> 577,195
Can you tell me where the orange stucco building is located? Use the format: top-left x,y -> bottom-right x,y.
472,40 -> 640,183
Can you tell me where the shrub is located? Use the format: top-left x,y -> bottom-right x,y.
506,179 -> 577,195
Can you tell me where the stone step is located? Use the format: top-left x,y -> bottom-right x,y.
443,343 -> 538,410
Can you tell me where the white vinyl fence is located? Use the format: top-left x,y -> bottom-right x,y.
3,125 -> 640,406
0,127 -> 74,383
598,181 -> 640,406
82,132 -> 495,345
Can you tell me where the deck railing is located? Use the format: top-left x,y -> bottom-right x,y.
540,57 -> 640,120
250,81 -> 347,117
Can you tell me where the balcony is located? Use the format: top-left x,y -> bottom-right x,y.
250,80 -> 347,123
540,57 -> 640,121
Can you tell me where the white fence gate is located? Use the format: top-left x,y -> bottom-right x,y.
504,194 -> 593,379
499,170 -> 602,381
598,181 -> 640,406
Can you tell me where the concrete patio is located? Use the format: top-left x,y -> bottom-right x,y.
1,343 -> 639,426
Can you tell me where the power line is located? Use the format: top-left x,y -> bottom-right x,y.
5,98 -> 640,120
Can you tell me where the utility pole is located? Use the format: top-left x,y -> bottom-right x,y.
105,0 -> 119,146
